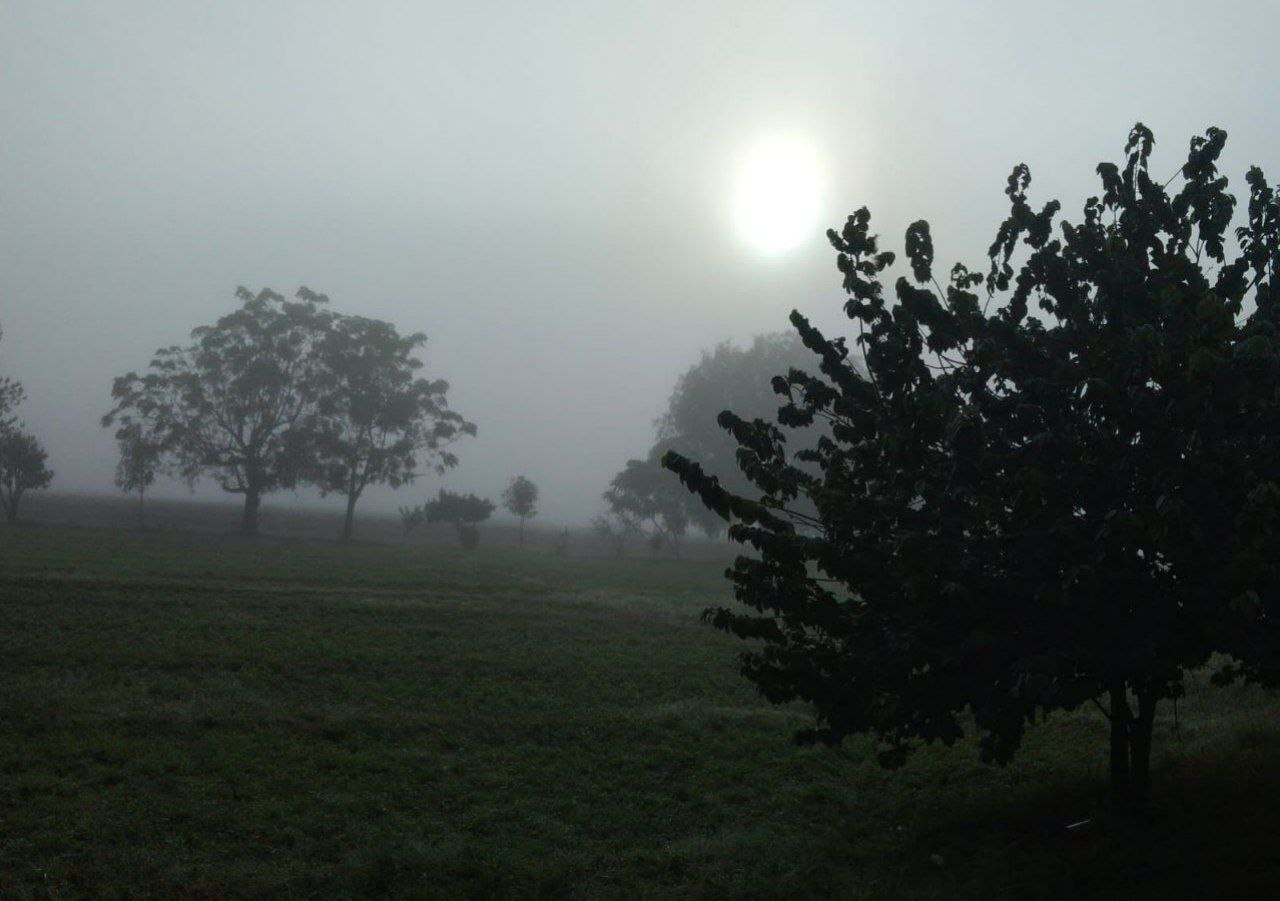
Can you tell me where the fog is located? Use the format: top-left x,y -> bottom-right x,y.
3,0 -> 1279,524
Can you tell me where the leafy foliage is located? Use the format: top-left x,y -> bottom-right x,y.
0,429 -> 53,523
655,333 -> 835,537
502,475 -> 539,546
305,297 -> 476,542
666,124 -> 1280,800
421,489 -> 495,550
113,422 -> 165,526
604,455 -> 688,557
0,325 -> 24,436
103,287 -> 332,536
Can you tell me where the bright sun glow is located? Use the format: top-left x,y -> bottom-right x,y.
733,137 -> 823,255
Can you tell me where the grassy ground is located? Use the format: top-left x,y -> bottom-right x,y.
2,523 -> 1279,898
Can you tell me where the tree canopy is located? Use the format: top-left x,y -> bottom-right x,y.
0,325 -> 24,436
103,287 -> 332,536
637,334 -> 830,539
0,429 -> 53,523
604,454 -> 689,556
307,298 -> 475,542
113,422 -> 164,527
421,489 -> 495,550
666,124 -> 1280,802
502,475 -> 539,546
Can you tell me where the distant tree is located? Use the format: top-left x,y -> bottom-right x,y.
552,526 -> 570,557
604,455 -> 687,557
655,333 -> 835,538
501,475 -> 539,547
0,325 -> 24,435
307,303 -> 476,542
103,287 -> 331,537
113,422 -> 164,528
592,512 -> 640,557
0,429 -> 52,523
399,504 -> 426,543
667,124 -> 1280,803
422,489 -> 494,551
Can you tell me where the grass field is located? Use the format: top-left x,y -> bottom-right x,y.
3,519 -> 1280,898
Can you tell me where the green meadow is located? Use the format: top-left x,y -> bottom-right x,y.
3,523 -> 1278,898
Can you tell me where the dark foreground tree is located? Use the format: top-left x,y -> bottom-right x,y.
112,422 -> 164,528
502,475 -> 539,546
307,301 -> 476,542
655,333 -> 833,537
103,287 -> 331,536
0,429 -> 53,523
666,124 -> 1280,803
421,489 -> 494,550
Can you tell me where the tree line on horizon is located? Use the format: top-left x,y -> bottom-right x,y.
100,286 -> 488,543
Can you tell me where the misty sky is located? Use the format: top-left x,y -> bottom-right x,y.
3,1 -> 1280,524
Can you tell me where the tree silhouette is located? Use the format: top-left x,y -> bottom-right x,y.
113,422 -> 164,529
421,489 -> 494,550
605,455 -> 688,557
0,429 -> 52,523
655,333 -> 834,538
502,475 -> 539,547
0,325 -> 24,436
103,287 -> 331,536
667,124 -> 1280,802
306,300 -> 475,542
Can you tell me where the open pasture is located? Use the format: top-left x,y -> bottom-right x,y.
2,516 -> 1279,898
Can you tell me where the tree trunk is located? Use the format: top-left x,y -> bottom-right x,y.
241,487 -> 261,537
137,486 -> 146,530
519,517 -> 525,548
4,487 -> 21,523
1108,683 -> 1157,804
341,493 -> 358,544
1131,690 -> 1157,803
1109,684 -> 1132,802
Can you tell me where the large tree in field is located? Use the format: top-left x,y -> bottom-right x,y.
103,287 -> 331,536
307,300 -> 476,542
0,429 -> 53,523
655,333 -> 834,537
666,124 -> 1280,803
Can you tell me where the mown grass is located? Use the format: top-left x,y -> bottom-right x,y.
2,524 -> 1279,898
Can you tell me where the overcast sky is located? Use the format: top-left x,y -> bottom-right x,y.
3,1 -> 1279,524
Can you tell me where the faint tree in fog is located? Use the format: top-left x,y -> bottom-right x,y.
113,422 -> 164,529
592,512 -> 640,557
399,504 -> 426,543
0,324 -> 26,435
501,475 -> 539,547
604,456 -> 687,557
0,429 -> 52,523
422,489 -> 494,551
654,333 -> 836,539
102,287 -> 331,537
306,300 -> 476,543
667,124 -> 1280,803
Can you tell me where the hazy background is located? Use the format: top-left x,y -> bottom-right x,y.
3,0 -> 1279,524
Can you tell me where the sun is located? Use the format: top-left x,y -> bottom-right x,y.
732,137 -> 823,255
